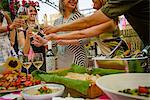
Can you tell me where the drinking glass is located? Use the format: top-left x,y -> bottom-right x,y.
17,6 -> 29,30
18,15 -> 29,20
22,55 -> 32,74
32,53 -> 44,70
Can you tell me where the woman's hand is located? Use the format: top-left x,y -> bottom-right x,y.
26,28 -> 33,38
9,18 -> 25,30
43,25 -> 56,35
31,35 -> 48,47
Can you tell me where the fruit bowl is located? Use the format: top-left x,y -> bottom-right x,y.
96,73 -> 150,100
21,84 -> 65,100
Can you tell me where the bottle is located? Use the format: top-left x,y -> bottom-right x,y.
46,41 -> 55,72
141,45 -> 150,56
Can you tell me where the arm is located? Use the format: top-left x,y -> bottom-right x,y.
23,35 -> 30,54
23,29 -> 32,54
44,10 -> 111,34
3,11 -> 16,46
9,30 -> 16,46
3,11 -> 12,25
0,18 -> 24,33
46,20 -> 116,40
17,31 -> 25,50
56,40 -> 81,46
44,0 -> 142,35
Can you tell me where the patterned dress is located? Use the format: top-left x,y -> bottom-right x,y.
0,17 -> 17,63
53,12 -> 89,68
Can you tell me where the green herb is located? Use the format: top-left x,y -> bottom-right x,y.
91,68 -> 125,76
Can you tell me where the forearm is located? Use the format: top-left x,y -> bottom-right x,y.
3,11 -> 12,25
10,30 -> 16,46
49,20 -> 115,40
54,10 -> 111,32
62,40 -> 80,46
18,31 -> 26,52
23,36 -> 30,54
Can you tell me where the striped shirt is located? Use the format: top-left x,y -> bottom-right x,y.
53,12 -> 89,67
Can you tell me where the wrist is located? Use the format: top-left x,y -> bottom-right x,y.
9,24 -> 14,31
6,25 -> 11,32
54,26 -> 59,32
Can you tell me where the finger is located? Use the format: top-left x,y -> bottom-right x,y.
43,26 -> 49,29
31,41 -> 41,47
43,26 -> 51,33
33,36 -> 40,43
43,28 -> 48,33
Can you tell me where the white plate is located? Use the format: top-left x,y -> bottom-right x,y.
21,84 -> 65,100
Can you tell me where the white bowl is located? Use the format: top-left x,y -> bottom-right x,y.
96,73 -> 150,100
21,84 -> 65,100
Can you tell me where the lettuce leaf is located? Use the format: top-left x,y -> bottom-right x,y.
32,70 -> 90,95
91,68 -> 125,75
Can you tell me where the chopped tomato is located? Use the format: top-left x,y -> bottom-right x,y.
35,80 -> 41,85
24,81 -> 33,86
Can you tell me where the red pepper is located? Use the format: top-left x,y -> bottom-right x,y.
138,86 -> 148,94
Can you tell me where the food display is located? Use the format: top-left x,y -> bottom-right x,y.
0,71 -> 41,93
118,86 -> 150,97
32,64 -> 125,98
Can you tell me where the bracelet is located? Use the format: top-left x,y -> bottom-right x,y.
7,25 -> 11,32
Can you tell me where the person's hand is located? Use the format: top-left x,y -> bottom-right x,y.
9,18 -> 25,30
31,35 -> 48,47
43,25 -> 56,35
26,28 -> 33,38
56,40 -> 69,46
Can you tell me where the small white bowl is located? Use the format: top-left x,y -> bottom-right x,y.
21,84 -> 65,100
96,73 -> 150,100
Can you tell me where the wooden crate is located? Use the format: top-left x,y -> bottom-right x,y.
63,83 -> 103,99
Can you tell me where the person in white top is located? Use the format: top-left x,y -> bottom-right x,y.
0,10 -> 24,63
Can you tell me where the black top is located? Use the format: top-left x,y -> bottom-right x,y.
21,30 -> 46,74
